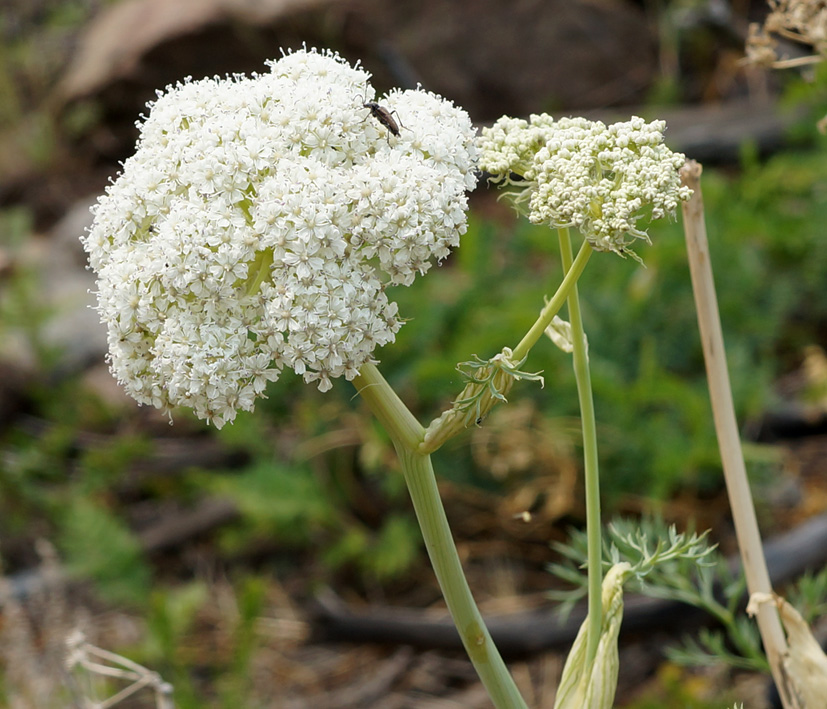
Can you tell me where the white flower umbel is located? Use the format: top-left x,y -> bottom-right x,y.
83,48 -> 477,427
479,114 -> 691,255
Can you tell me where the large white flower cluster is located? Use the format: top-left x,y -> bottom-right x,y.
479,114 -> 690,255
83,48 -> 478,427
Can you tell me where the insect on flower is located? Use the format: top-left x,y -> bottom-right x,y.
81,48 -> 478,428
361,89 -> 403,141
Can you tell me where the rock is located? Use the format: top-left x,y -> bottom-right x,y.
57,0 -> 333,104
38,197 -> 107,374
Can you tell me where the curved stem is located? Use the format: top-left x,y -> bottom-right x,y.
352,362 -> 425,450
558,227 -> 603,665
354,362 -> 528,708
512,238 -> 592,362
397,447 -> 529,709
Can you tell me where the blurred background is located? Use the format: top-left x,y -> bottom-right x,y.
1,0 -> 827,707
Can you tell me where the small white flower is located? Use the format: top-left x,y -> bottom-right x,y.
83,47 -> 477,427
479,114 -> 691,256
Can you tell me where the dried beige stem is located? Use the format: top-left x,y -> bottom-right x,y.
680,160 -> 799,709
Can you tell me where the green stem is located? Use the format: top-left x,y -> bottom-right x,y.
398,447 -> 529,709
352,362 -> 425,451
354,362 -> 528,709
558,227 -> 602,665
512,238 -> 592,362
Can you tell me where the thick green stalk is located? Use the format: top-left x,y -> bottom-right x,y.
512,238 -> 592,362
558,227 -> 603,665
353,362 -> 528,709
352,362 -> 425,450
398,447 -> 529,709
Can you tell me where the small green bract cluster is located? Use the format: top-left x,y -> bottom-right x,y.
479,114 -> 691,255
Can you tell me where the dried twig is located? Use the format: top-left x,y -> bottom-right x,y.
680,160 -> 799,709
65,629 -> 175,709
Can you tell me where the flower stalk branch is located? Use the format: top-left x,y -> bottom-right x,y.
352,362 -> 425,452
512,238 -> 593,362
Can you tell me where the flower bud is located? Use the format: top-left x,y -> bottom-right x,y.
420,348 -> 543,453
554,562 -> 632,709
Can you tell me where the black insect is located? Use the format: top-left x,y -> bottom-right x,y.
363,100 -> 401,137
360,89 -> 404,142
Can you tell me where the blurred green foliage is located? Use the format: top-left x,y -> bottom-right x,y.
60,497 -> 151,607
0,0 -> 102,129
0,4 -> 824,703
622,661 -> 741,709
2,132 -> 827,597
1,94 -> 826,704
